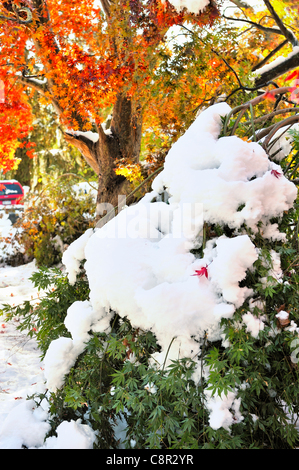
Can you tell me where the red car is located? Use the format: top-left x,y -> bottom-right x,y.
0,180 -> 24,206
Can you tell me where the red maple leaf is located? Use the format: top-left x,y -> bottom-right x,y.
192,265 -> 208,279
264,91 -> 276,102
271,169 -> 282,178
286,69 -> 299,82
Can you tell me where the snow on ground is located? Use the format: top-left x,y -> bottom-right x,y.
0,260 -> 46,448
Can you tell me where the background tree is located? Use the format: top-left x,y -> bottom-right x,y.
0,0 -> 219,207
6,90 -> 95,190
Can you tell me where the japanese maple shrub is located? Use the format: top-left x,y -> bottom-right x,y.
3,102 -> 299,449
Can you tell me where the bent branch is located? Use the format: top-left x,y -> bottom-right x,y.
64,133 -> 100,175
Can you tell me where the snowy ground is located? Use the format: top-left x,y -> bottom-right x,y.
0,261 -> 46,447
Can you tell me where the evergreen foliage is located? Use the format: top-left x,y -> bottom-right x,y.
2,134 -> 299,447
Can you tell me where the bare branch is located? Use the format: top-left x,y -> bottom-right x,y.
222,15 -> 284,36
244,107 -> 299,124
261,115 -> 299,149
229,0 -> 253,9
262,0 -> 298,46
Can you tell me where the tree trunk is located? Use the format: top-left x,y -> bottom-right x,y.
64,92 -> 143,210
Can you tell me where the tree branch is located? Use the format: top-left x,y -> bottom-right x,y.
17,74 -> 63,115
17,75 -> 48,97
244,107 -> 299,125
262,0 -> 298,47
99,0 -> 111,18
255,50 -> 299,87
64,133 -> 100,175
252,39 -> 288,72
261,115 -> 299,150
222,15 -> 284,36
229,0 -> 253,9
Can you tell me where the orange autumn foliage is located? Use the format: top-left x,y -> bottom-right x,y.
0,0 -> 220,174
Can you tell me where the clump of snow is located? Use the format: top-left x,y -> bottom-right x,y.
204,389 -> 244,431
39,419 -> 96,449
275,310 -> 289,321
242,312 -> 265,338
167,0 -> 210,13
72,130 -> 99,143
144,382 -> 158,394
0,400 -> 50,449
208,235 -> 258,307
43,337 -> 78,392
62,228 -> 93,285
44,299 -> 109,391
286,320 -> 299,334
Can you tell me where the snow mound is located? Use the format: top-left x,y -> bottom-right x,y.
45,102 -> 297,394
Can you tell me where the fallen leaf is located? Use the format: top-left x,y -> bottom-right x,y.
271,169 -> 282,179
192,265 -> 209,279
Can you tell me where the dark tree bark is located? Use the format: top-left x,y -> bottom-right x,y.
65,93 -> 143,208
254,51 -> 299,87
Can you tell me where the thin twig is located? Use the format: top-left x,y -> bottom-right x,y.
243,107 -> 299,125
262,115 -> 299,150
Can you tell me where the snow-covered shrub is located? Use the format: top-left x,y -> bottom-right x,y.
1,265 -> 90,356
3,179 -> 95,267
4,103 -> 299,448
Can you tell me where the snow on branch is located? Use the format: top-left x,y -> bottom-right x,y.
254,47 -> 299,87
167,0 -> 210,13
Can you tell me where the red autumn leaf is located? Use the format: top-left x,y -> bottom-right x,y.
286,69 -> 299,82
271,169 -> 282,178
1,324 -> 6,328
264,91 -> 276,102
7,363 -> 12,366
192,265 -> 209,279
14,397 -> 22,400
